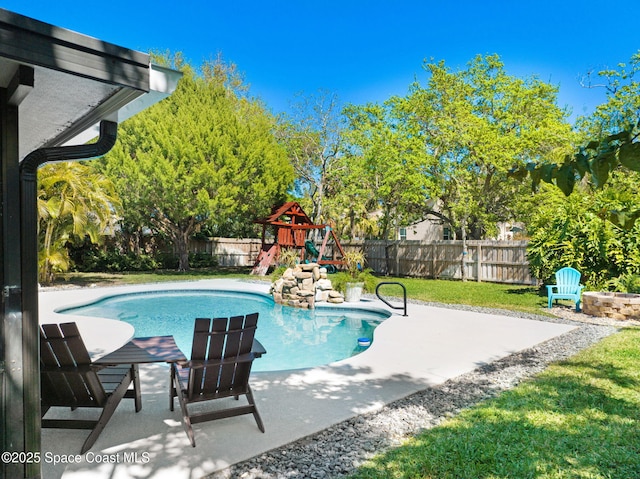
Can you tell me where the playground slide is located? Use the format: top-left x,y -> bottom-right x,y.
304,240 -> 336,273
305,240 -> 320,258
251,244 -> 277,276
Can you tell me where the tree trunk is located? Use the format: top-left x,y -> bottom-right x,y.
175,231 -> 190,271
349,209 -> 356,241
154,214 -> 195,272
41,219 -> 56,284
312,182 -> 324,242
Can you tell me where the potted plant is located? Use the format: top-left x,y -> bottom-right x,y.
336,250 -> 377,302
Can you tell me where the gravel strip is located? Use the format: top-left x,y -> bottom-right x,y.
207,304 -> 626,479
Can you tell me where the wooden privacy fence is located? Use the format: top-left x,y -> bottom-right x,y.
189,238 -> 262,267
190,238 -> 536,285
341,240 -> 535,285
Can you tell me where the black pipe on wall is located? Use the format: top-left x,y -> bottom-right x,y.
18,120 -> 117,477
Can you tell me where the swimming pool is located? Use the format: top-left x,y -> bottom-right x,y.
58,290 -> 390,372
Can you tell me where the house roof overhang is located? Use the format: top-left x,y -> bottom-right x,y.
0,7 -> 182,159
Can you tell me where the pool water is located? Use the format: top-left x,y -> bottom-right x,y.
59,290 -> 389,372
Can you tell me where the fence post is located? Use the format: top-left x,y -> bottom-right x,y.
477,243 -> 482,282
432,243 -> 436,279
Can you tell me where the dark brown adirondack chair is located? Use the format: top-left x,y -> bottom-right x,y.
40,322 -> 140,454
170,313 -> 265,447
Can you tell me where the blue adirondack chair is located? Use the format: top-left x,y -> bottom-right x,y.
546,267 -> 584,311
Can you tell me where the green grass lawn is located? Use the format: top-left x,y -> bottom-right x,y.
380,277 -> 549,316
55,268 -> 260,287
350,327 -> 640,479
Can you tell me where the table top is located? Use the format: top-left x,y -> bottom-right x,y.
95,335 -> 186,365
95,335 -> 267,365
251,339 -> 266,358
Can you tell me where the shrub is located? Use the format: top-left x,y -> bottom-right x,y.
270,265 -> 287,281
344,250 -> 366,279
155,252 -> 179,270
526,180 -> 640,290
71,246 -> 159,272
189,252 -> 218,269
278,248 -> 300,268
608,274 -> 640,294
331,270 -> 378,294
333,249 -> 378,293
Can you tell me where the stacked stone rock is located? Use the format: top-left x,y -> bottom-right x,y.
582,291 -> 640,320
271,263 -> 345,309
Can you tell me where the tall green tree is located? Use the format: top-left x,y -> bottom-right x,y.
397,54 -> 575,239
276,90 -> 345,229
339,102 -> 431,240
38,161 -> 121,283
100,56 -> 293,270
578,51 -> 640,137
512,51 -> 640,228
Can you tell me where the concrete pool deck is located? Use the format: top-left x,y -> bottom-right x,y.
39,279 -> 576,479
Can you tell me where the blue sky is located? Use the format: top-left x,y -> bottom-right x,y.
3,1 -> 637,122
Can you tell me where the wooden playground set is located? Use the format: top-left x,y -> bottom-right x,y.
251,201 -> 346,275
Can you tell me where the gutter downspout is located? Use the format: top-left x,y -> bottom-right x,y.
18,120 -> 117,473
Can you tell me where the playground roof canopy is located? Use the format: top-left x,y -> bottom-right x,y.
256,201 -> 314,226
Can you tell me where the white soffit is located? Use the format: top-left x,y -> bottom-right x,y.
63,64 -> 183,148
16,62 -> 124,158
0,8 -> 182,159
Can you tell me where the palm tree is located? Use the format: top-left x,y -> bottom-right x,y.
37,162 -> 121,284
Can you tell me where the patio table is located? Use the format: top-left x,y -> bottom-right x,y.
94,335 -> 186,411
94,335 -> 266,410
